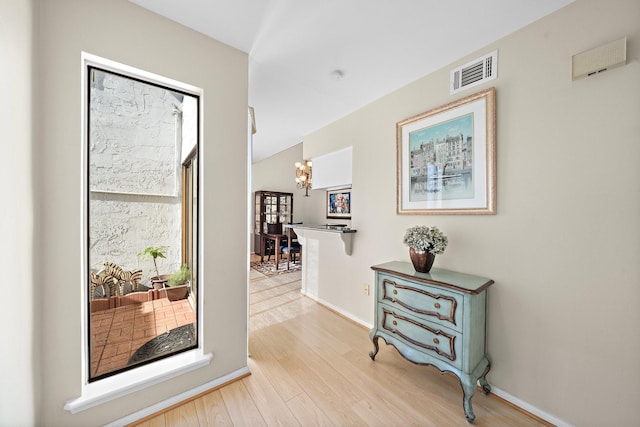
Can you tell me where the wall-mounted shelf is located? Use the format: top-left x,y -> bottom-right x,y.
286,224 -> 357,255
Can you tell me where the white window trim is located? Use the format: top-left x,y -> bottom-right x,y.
64,350 -> 213,413
67,52 -> 211,413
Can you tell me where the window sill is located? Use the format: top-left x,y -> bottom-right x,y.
64,349 -> 213,414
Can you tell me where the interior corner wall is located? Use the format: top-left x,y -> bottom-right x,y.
252,142 -> 303,196
35,0 -> 248,425
0,0 -> 36,425
301,0 -> 640,425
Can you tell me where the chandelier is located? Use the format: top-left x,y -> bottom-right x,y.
295,160 -> 312,196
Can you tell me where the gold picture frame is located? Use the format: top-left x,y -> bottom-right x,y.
397,87 -> 496,215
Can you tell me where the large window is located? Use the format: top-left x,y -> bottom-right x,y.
86,65 -> 200,381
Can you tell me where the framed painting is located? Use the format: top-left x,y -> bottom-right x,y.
327,188 -> 351,219
397,87 -> 496,215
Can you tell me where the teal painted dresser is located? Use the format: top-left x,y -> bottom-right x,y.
369,261 -> 494,423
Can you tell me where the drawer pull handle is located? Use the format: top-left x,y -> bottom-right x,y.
392,290 -> 398,295
392,320 -> 397,326
433,338 -> 440,344
434,302 -> 441,309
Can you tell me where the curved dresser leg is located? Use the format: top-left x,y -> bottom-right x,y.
479,376 -> 491,395
461,377 -> 477,423
479,362 -> 492,394
369,335 -> 380,361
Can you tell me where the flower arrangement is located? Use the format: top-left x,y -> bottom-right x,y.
403,226 -> 448,255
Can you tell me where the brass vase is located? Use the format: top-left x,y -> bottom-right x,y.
409,248 -> 435,273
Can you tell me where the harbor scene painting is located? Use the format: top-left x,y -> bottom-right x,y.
397,87 -> 496,215
408,113 -> 474,202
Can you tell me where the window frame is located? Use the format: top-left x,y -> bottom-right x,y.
65,52 -> 211,413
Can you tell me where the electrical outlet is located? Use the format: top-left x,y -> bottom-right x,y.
363,284 -> 370,296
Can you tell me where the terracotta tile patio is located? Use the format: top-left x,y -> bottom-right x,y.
90,297 -> 196,378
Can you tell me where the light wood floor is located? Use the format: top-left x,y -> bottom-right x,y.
132,266 -> 551,427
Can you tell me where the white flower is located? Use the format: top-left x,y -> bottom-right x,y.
403,226 -> 448,255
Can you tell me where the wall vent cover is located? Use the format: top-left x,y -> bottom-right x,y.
572,37 -> 626,80
450,50 -> 497,95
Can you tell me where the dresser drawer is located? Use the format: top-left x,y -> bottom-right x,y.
378,273 -> 463,332
378,305 -> 462,370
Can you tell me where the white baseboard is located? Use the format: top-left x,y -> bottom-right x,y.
103,366 -> 250,427
300,290 -> 373,329
302,290 -> 571,426
490,385 -> 573,427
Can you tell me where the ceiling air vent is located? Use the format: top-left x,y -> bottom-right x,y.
450,50 -> 498,95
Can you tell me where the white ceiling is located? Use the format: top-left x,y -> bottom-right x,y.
129,0 -> 573,162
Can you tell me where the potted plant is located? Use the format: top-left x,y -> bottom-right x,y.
166,264 -> 191,301
138,245 -> 170,289
403,226 -> 448,273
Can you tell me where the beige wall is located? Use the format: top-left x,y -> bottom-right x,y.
297,0 -> 640,425
0,0 -> 35,425
252,143 -> 303,196
252,143 -> 320,251
30,0 -> 248,425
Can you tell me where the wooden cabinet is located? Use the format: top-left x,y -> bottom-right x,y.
369,261 -> 494,422
253,191 -> 293,256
